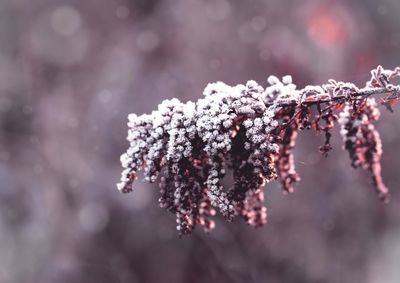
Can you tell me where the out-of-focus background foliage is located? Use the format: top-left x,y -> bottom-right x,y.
1,0 -> 400,282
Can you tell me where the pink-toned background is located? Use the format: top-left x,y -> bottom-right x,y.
1,0 -> 400,282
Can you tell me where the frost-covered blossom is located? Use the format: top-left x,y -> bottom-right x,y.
118,66 -> 400,235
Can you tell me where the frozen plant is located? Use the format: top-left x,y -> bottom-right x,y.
118,66 -> 400,236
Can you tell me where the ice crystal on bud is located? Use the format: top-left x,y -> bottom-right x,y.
118,66 -> 400,235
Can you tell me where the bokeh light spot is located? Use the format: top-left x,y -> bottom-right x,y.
51,6 -> 82,36
307,7 -> 347,47
116,5 -> 130,20
136,30 -> 160,53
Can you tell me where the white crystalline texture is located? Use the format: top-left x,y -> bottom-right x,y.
267,75 -> 280,85
253,117 -> 263,128
263,75 -> 299,105
243,119 -> 253,128
118,74 -> 290,197
203,81 -> 232,97
120,153 -> 132,168
282,75 -> 292,85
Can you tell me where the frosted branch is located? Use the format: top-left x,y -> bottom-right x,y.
118,66 -> 400,235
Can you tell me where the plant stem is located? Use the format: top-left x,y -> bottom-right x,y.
267,86 -> 399,108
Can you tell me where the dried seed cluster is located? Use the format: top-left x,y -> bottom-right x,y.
118,66 -> 400,235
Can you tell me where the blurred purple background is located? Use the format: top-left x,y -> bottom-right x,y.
1,0 -> 400,282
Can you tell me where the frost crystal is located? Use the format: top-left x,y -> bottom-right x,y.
118,66 -> 400,235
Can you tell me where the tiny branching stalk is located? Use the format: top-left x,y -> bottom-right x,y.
118,66 -> 400,236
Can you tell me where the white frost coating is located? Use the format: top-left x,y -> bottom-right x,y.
267,75 -> 280,85
339,98 -> 381,145
262,75 -> 300,105
203,81 -> 232,97
120,153 -> 132,168
117,75 -> 283,217
119,70 -> 340,200
282,75 -> 292,85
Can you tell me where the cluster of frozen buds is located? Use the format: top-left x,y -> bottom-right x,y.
118,66 -> 400,235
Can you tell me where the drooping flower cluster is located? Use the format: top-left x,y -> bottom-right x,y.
339,98 -> 388,202
118,66 -> 400,235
